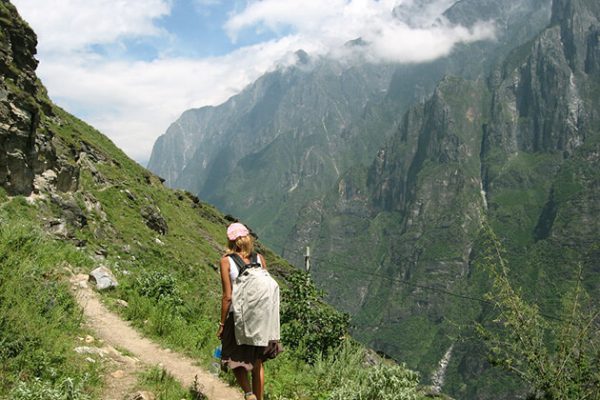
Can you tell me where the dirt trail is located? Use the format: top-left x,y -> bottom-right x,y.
70,274 -> 243,400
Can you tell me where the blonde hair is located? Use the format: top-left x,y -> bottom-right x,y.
226,234 -> 254,258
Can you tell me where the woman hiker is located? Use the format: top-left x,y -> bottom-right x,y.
216,222 -> 282,400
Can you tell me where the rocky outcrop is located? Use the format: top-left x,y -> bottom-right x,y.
0,2 -> 78,195
141,205 -> 168,235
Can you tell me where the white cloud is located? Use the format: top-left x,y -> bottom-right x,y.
10,0 -> 495,164
225,0 -> 496,64
38,36 -> 316,163
13,0 -> 171,54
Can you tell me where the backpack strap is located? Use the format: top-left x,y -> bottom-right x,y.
228,252 -> 261,277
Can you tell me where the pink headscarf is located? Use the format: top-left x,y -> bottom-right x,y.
227,223 -> 249,241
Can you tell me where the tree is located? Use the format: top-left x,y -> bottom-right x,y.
476,226 -> 600,400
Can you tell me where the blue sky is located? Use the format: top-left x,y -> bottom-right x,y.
11,0 -> 494,164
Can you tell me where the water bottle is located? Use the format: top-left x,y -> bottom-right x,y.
213,345 -> 222,359
211,345 -> 222,375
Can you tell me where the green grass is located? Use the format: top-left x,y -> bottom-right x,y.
135,366 -> 205,400
0,206 -> 102,398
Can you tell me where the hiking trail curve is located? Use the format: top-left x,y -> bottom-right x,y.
70,274 -> 243,400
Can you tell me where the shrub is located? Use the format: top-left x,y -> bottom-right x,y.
475,225 -> 600,400
329,364 -> 420,400
280,270 -> 350,362
134,270 -> 184,307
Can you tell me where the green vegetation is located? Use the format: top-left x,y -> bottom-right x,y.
0,210 -> 101,399
0,193 -> 441,399
9,377 -> 91,400
280,270 -> 350,362
475,226 -> 600,399
137,366 -> 206,400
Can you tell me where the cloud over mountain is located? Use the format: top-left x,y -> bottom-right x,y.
11,0 -> 494,163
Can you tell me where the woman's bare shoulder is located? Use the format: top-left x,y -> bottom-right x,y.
220,254 -> 232,265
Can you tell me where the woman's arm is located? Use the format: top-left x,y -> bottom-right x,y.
259,253 -> 268,270
217,256 -> 232,339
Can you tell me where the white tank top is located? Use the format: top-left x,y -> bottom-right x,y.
228,253 -> 263,282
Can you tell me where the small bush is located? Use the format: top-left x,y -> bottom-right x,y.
139,366 -> 194,400
329,364 -> 420,400
280,270 -> 350,362
134,270 -> 184,307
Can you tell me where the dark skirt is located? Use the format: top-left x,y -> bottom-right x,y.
220,313 -> 283,371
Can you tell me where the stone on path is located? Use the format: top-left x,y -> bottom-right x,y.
89,266 -> 118,290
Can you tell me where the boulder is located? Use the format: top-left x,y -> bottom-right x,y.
141,205 -> 168,235
47,219 -> 68,237
51,194 -> 87,229
89,266 -> 118,290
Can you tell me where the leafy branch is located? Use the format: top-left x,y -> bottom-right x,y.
475,225 -> 600,400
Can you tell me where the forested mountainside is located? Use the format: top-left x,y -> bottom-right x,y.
147,0 -> 599,398
147,0 -> 553,253
0,2 -> 450,399
286,0 -> 600,398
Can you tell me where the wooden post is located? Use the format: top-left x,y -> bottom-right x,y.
304,246 -> 311,272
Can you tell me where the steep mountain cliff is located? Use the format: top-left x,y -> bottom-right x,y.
288,0 -> 599,398
0,5 -> 78,195
147,0 -> 553,253
148,58 -> 397,250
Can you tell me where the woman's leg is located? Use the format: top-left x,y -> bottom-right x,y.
251,359 -> 264,400
233,367 -> 252,394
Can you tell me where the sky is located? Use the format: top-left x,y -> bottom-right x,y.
11,0 -> 495,165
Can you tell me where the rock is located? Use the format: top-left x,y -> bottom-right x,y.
56,163 -> 79,192
92,246 -> 109,260
131,391 -> 155,400
51,194 -> 87,229
74,346 -> 106,357
110,370 -> 125,379
141,205 -> 168,235
123,189 -> 136,201
0,0 -> 80,196
33,169 -> 57,192
89,266 -> 118,290
48,219 -> 68,237
116,299 -> 129,308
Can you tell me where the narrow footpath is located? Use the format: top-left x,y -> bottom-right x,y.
70,274 -> 243,400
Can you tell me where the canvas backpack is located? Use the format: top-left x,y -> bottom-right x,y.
229,253 -> 280,346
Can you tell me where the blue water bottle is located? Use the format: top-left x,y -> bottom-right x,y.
211,345 -> 222,375
213,345 -> 222,359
